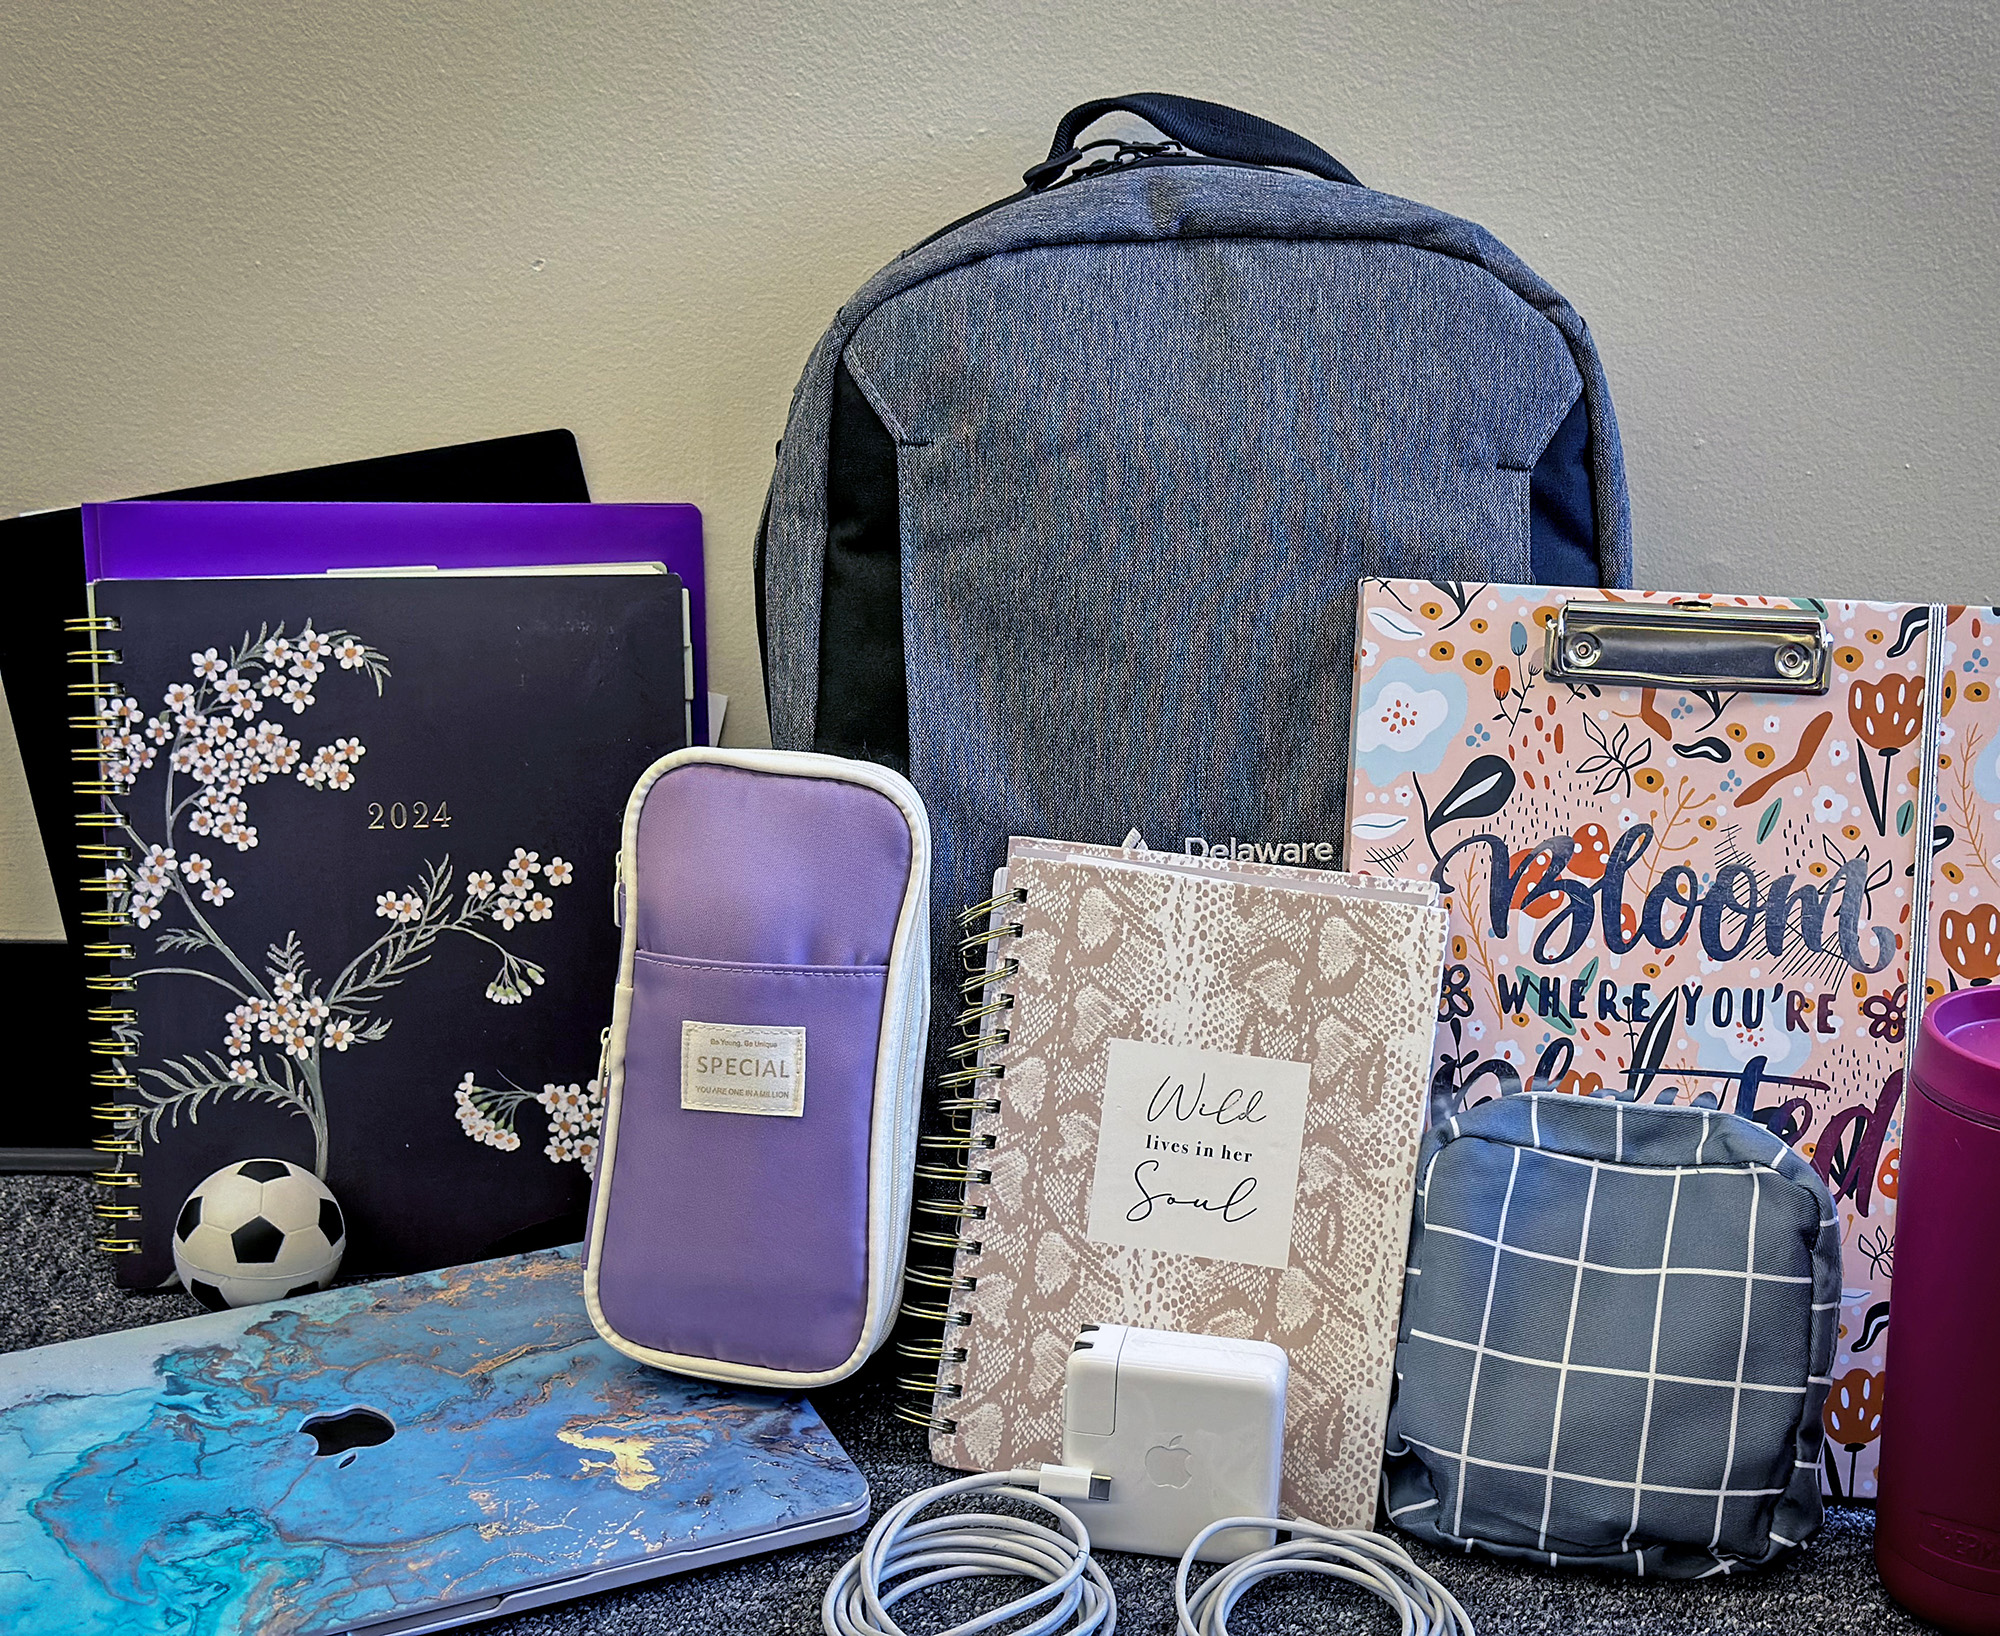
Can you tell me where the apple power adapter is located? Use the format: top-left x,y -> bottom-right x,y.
1059,1322 -> 1287,1563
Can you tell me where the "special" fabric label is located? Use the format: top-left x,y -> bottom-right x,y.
680,1021 -> 806,1117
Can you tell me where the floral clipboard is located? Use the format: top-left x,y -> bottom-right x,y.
1345,579 -> 2000,1502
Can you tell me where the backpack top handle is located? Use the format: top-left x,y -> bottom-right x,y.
1026,93 -> 1363,192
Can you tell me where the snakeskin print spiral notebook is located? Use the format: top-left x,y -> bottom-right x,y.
920,837 -> 1446,1527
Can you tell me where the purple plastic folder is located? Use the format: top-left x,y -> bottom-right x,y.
82,501 -> 709,742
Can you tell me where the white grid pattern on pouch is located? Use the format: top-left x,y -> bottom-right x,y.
1449,1142 -> 1522,1540
1535,1153 -> 1599,1554
1711,1170 -> 1762,1552
1408,1152 -> 1784,1560
1417,1223 -> 1812,1286
1396,1435 -> 1789,1503
1419,1137 -> 1794,1570
1406,1331 -> 1810,1396
1413,1098 -> 1839,1570
1623,1164 -> 1679,1560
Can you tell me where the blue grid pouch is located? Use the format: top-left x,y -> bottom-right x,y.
1383,1092 -> 1839,1576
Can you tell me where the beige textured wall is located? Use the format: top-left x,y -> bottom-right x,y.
4,1 -> 1995,934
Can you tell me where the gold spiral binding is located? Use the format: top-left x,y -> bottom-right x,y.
918,1132 -> 997,1154
913,1195 -> 986,1220
914,1161 -> 990,1186
959,921 -> 1023,967
958,959 -> 1016,998
896,1374 -> 962,1400
73,619 -> 142,1255
895,886 -> 1027,1434
955,993 -> 1014,1033
957,887 -> 1026,925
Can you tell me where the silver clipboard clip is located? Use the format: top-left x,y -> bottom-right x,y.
1545,599 -> 1831,693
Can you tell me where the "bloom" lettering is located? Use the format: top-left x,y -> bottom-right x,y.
1434,824 -> 1893,973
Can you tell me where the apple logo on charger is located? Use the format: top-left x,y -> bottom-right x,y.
1145,1435 -> 1194,1488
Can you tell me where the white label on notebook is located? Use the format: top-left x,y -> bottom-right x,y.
1085,1038 -> 1310,1270
680,1021 -> 806,1117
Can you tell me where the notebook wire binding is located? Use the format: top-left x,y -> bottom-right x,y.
892,884 -> 1024,1432
67,614 -> 144,1254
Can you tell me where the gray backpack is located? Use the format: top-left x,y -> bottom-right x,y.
757,92 -> 1632,1059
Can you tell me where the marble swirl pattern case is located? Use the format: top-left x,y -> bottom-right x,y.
0,1248 -> 867,1635
1345,579 -> 2000,1503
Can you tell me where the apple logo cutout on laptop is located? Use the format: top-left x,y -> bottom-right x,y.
301,1407 -> 396,1467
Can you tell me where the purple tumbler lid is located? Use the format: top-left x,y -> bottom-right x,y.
1913,986 -> 2000,1118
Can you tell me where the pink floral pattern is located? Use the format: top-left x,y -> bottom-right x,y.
1347,583 -> 1998,1500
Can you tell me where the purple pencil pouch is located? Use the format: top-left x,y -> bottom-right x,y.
583,748 -> 930,1387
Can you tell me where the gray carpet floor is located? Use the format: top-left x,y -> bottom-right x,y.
0,1174 -> 1938,1636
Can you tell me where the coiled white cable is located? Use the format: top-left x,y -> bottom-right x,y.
1175,1518 -> 1475,1636
822,1467 -> 1117,1636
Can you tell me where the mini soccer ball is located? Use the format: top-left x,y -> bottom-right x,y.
172,1159 -> 347,1310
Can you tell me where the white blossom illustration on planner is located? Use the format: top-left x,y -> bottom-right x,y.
97,623 -> 581,1175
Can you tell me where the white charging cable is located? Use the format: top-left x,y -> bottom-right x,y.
822,1466 -> 1117,1636
821,1470 -> 1474,1636
1175,1517 -> 1475,1636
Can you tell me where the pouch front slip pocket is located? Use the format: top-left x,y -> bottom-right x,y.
592,950 -> 889,1376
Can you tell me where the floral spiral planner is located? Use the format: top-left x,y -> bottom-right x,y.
1345,579 -> 2000,1501
84,571 -> 688,1286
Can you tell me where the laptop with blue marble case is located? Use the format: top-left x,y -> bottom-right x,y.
0,1247 -> 869,1635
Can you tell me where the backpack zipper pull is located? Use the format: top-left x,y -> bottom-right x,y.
1023,137 -> 1188,192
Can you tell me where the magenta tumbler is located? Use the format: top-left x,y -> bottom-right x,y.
1876,985 -> 2000,1633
